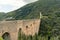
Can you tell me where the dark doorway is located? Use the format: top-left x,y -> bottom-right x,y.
48,36 -> 50,40
2,32 -> 11,40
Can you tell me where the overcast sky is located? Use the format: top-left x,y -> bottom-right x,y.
23,0 -> 38,3
0,0 -> 38,13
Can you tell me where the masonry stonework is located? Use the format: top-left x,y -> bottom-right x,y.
0,19 -> 40,40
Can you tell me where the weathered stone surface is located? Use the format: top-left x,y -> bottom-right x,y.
0,19 -> 40,40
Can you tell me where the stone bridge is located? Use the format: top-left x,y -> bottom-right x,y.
0,19 -> 40,40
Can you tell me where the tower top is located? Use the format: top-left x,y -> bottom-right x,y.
40,12 -> 42,19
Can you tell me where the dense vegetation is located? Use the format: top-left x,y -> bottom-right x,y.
0,0 -> 60,40
0,12 -> 6,21
18,0 -> 60,40
6,0 -> 60,37
6,0 -> 60,19
0,36 -> 3,40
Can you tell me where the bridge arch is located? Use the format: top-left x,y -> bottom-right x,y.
18,28 -> 22,40
2,32 -> 11,40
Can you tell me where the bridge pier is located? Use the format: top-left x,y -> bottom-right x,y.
10,32 -> 18,40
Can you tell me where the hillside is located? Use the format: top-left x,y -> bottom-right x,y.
0,0 -> 60,37
6,0 -> 60,20
0,12 -> 6,21
6,0 -> 60,36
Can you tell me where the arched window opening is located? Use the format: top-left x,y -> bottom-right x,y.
2,32 -> 11,40
19,28 -> 22,31
26,26 -> 28,29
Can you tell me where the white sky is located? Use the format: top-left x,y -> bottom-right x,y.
0,0 -> 38,13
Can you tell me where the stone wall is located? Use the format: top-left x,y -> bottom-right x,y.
0,19 -> 40,40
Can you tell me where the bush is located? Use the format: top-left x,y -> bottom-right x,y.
0,37 -> 3,40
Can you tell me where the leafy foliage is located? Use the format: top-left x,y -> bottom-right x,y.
0,37 -> 3,40
0,12 -> 6,21
0,0 -> 60,40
